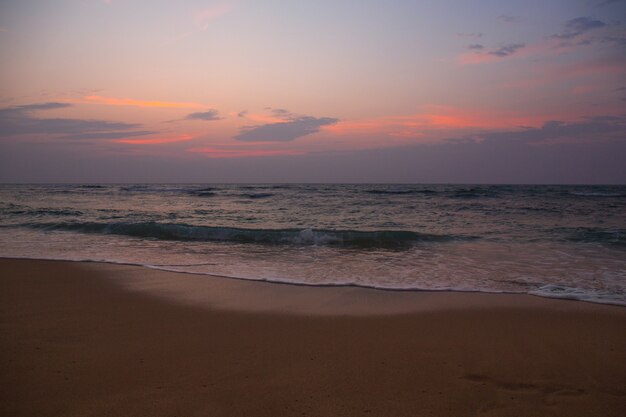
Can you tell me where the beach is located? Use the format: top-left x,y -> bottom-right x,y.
3,0 -> 626,415
1,258 -> 625,416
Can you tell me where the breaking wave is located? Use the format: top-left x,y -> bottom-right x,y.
20,221 -> 467,248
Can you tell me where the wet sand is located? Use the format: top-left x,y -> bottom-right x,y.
1,258 -> 625,416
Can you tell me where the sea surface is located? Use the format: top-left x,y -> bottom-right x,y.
1,184 -> 625,306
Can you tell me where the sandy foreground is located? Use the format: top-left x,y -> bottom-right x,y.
1,259 -> 625,417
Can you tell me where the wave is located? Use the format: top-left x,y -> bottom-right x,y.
120,185 -> 150,192
19,221 -> 465,248
449,187 -> 501,199
118,185 -> 282,198
239,185 -> 290,190
529,285 -> 625,306
239,193 -> 274,199
77,185 -> 107,189
190,190 -> 218,197
364,187 -> 501,198
569,191 -> 626,198
556,227 -> 625,247
1,205 -> 83,217
364,189 -> 437,195
120,185 -> 221,195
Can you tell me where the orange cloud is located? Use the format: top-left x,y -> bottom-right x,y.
113,134 -> 193,144
188,147 -> 304,158
241,113 -> 286,124
81,95 -> 206,109
326,106 -> 547,139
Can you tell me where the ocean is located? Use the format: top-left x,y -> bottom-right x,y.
0,184 -> 624,306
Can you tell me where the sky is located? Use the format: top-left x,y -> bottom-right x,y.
0,0 -> 625,183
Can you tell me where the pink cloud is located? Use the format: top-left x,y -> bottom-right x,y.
188,147 -> 304,158
326,105 -> 548,139
113,134 -> 193,145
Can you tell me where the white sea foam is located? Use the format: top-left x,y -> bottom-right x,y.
1,253 -> 624,307
529,285 -> 625,306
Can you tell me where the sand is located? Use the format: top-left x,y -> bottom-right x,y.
1,258 -> 625,416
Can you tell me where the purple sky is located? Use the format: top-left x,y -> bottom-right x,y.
1,0 -> 625,183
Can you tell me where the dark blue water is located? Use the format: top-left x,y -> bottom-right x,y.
1,184 -> 624,305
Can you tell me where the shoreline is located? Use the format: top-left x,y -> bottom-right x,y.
2,256 -> 624,310
1,258 -> 625,416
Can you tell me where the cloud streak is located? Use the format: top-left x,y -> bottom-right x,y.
63,131 -> 156,141
596,0 -> 625,5
234,113 -> 339,142
186,109 -> 221,121
552,17 -> 607,40
456,32 -> 483,38
0,102 -> 155,140
325,105 -> 550,142
498,15 -> 520,23
188,147 -> 304,158
459,43 -> 526,64
488,43 -> 525,57
113,134 -> 193,145
475,115 -> 626,145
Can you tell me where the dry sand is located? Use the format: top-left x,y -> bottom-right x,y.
1,258 -> 625,416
